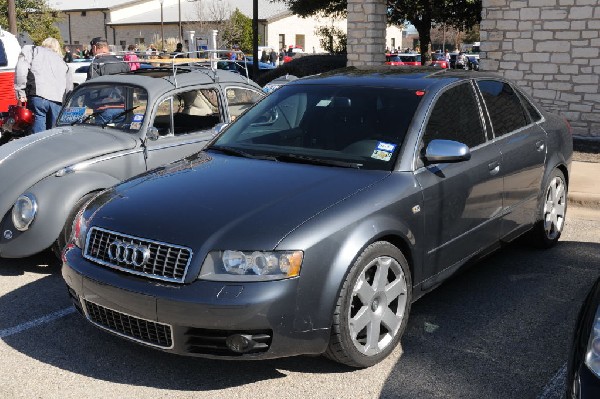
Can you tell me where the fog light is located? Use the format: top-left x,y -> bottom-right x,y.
225,334 -> 255,353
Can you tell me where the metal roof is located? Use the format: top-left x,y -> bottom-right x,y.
48,0 -> 290,22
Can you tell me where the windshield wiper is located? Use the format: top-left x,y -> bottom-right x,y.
101,106 -> 140,129
274,154 -> 362,169
209,145 -> 277,161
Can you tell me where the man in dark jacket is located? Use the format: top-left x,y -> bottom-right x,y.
87,37 -> 129,80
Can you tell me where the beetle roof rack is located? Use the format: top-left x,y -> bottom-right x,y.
115,49 -> 250,88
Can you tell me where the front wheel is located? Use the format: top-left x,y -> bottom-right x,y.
528,169 -> 567,248
325,241 -> 412,368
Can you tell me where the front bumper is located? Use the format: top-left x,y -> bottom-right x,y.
62,247 -> 330,359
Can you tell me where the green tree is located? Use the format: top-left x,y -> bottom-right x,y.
315,25 -> 347,54
0,0 -> 62,44
279,0 -> 481,64
221,8 -> 253,53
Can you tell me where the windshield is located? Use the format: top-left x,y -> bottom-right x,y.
210,84 -> 423,171
57,84 -> 148,131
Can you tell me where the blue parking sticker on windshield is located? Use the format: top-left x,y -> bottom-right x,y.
60,107 -> 86,124
371,141 -> 396,162
133,114 -> 144,122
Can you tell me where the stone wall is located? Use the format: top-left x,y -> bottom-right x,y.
347,0 -> 387,66
480,0 -> 600,137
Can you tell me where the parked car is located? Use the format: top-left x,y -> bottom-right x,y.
398,53 -> 422,66
385,54 -> 405,66
430,52 -> 449,69
567,276 -> 600,398
217,58 -> 275,80
450,52 -> 468,69
262,74 -> 298,94
63,69 -> 572,368
0,67 -> 264,259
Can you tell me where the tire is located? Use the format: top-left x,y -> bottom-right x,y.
52,192 -> 98,258
528,169 -> 567,248
325,241 -> 412,368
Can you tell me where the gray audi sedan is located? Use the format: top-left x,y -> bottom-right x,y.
62,67 -> 572,368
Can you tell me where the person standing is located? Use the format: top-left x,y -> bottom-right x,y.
14,37 -> 73,133
87,37 -> 130,80
123,44 -> 140,71
269,48 -> 277,66
63,46 -> 73,63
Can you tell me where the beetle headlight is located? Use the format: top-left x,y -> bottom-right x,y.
12,193 -> 38,231
584,306 -> 600,377
198,250 -> 303,281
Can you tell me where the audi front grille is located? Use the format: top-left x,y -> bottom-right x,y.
83,227 -> 192,283
84,300 -> 173,349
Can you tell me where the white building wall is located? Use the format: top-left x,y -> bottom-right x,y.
58,11 -> 108,46
266,14 -> 403,54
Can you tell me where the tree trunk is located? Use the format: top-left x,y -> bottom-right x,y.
413,16 -> 432,66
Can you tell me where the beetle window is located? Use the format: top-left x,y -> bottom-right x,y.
476,80 -> 529,137
153,89 -> 221,136
423,82 -> 485,148
225,88 -> 264,121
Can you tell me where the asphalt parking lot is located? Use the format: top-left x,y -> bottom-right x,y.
0,211 -> 599,399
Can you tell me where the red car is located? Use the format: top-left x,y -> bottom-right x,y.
430,53 -> 449,69
385,54 -> 405,66
398,53 -> 422,66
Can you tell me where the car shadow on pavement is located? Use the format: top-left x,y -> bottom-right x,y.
0,249 -> 61,276
0,270 -> 351,392
378,239 -> 600,399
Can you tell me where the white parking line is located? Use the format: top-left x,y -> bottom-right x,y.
537,363 -> 567,399
0,306 -> 76,339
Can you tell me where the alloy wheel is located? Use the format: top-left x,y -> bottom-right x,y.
543,175 -> 566,240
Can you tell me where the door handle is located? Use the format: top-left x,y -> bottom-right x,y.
536,140 -> 545,152
488,160 -> 500,175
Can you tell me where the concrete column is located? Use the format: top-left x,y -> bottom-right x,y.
346,0 -> 387,66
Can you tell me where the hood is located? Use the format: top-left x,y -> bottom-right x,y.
91,151 -> 389,253
0,126 -> 138,217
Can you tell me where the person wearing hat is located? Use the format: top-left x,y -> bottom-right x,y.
87,37 -> 130,80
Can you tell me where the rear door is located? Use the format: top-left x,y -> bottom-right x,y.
414,81 -> 503,278
475,79 -> 547,237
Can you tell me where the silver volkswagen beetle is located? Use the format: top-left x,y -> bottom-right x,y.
0,68 -> 264,258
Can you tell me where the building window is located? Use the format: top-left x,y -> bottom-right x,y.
278,34 -> 285,50
295,34 -> 305,51
81,11 -> 86,16
391,38 -> 395,49
119,40 -> 126,50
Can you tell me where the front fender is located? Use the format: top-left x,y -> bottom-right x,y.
0,170 -> 120,258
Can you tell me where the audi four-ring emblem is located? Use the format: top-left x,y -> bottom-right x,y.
107,240 -> 151,267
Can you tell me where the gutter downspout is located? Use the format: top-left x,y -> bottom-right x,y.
102,11 -> 108,43
67,13 -> 72,44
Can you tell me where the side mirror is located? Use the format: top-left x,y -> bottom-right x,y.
146,126 -> 160,141
213,123 -> 229,135
423,139 -> 471,164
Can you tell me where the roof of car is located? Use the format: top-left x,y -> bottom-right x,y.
78,67 -> 261,95
290,67 -> 504,92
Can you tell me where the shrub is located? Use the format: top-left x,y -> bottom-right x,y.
256,54 -> 347,87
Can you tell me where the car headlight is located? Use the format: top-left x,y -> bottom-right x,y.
198,250 -> 303,281
584,306 -> 600,377
12,193 -> 38,231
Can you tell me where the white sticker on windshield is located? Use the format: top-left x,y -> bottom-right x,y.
60,107 -> 86,123
371,150 -> 393,162
316,99 -> 332,107
129,122 -> 141,130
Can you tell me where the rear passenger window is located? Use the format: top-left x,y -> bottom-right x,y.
516,91 -> 542,123
423,82 -> 486,148
476,80 -> 528,137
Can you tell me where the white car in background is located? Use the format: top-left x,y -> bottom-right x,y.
68,59 -> 91,87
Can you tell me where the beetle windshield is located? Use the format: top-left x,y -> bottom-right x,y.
210,84 -> 423,171
57,84 -> 148,131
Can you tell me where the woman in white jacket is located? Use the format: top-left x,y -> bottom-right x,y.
14,37 -> 73,133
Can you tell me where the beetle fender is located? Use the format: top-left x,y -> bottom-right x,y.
0,171 -> 119,258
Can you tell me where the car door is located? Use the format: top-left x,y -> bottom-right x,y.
144,88 -> 223,170
414,81 -> 503,278
475,79 -> 547,237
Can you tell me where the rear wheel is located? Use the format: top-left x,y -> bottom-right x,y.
325,241 -> 412,368
529,169 -> 567,248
